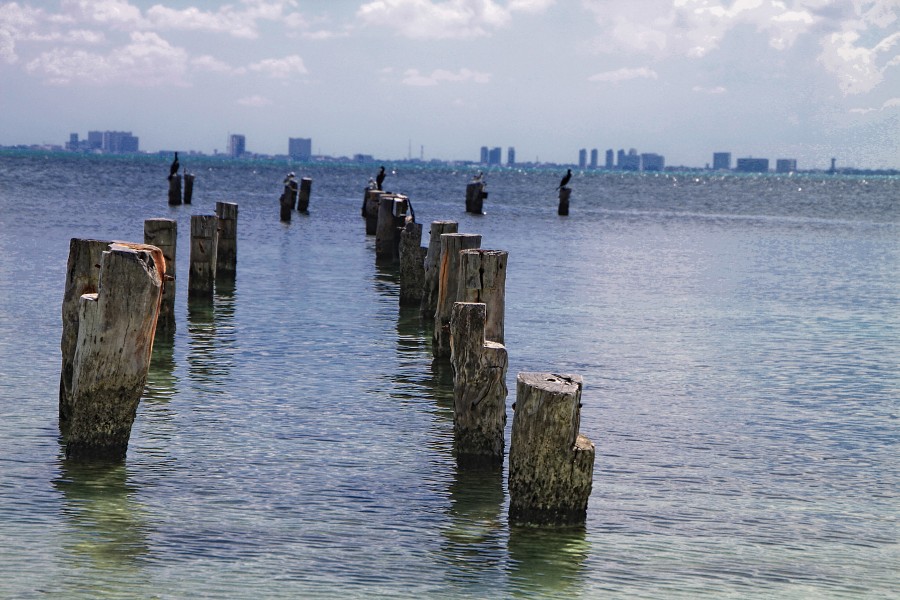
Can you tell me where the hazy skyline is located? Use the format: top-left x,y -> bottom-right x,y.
1,0 -> 897,168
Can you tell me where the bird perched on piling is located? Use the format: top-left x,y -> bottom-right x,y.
556,168 -> 572,190
375,166 -> 386,191
168,152 -> 179,180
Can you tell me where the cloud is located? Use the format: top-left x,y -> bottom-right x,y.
402,67 -> 491,86
24,30 -> 188,86
145,5 -> 258,39
692,85 -> 727,94
247,55 -> 308,78
819,29 -> 899,95
237,94 -> 272,107
60,0 -> 145,28
588,67 -> 658,83
0,28 -> 15,63
355,0 -> 550,39
850,96 -> 900,114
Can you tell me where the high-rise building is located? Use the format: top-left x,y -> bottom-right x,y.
87,131 -> 103,150
66,133 -> 79,151
507,147 -> 516,166
736,158 -> 769,173
617,149 -> 626,169
590,149 -> 599,169
228,134 -> 246,158
480,146 -> 489,164
619,149 -> 641,171
641,153 -> 665,171
488,147 -> 502,165
605,149 -> 614,169
102,131 -> 139,153
288,137 -> 312,161
578,149 -> 587,169
775,159 -> 797,173
713,152 -> 731,170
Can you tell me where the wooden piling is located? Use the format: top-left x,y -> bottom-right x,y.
375,194 -> 409,261
399,221 -> 427,306
508,373 -> 595,526
184,173 -> 194,204
189,214 -> 218,298
280,182 -> 297,222
420,220 -> 458,321
298,177 -> 312,213
364,189 -> 383,235
433,232 -> 482,358
450,302 -> 508,465
466,181 -> 486,214
59,238 -> 113,426
66,243 -> 164,460
215,201 -> 238,278
143,219 -> 177,331
168,174 -> 182,205
558,187 -> 571,216
458,249 -> 507,345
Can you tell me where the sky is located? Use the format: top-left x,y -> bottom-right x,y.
1,0 -> 897,169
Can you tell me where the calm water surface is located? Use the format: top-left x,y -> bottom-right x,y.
0,153 -> 897,598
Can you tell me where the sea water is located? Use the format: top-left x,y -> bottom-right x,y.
0,152 -> 897,598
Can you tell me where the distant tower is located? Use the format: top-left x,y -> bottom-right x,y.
228,134 -> 246,158
507,146 -> 516,166
713,152 -> 731,170
288,137 -> 312,161
578,148 -> 587,169
488,147 -> 502,165
480,146 -> 489,164
828,158 -> 837,174
590,149 -> 598,169
605,149 -> 614,169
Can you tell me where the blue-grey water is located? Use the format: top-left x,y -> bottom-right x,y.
0,152 -> 897,599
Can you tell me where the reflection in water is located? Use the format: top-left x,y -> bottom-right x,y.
373,259 -> 399,298
507,524 -> 591,598
441,465 -> 506,590
52,456 -> 151,593
187,286 -> 236,390
144,326 -> 177,404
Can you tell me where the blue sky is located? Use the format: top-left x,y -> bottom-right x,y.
1,0 -> 897,168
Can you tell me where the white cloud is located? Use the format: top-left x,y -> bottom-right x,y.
145,5 -> 258,39
588,67 -> 658,83
850,96 -> 900,113
819,28 -> 899,95
356,0 -> 550,39
60,0 -> 145,28
191,54 -> 235,74
402,67 -> 490,86
247,55 -> 308,78
24,30 -> 188,86
693,85 -> 727,94
237,94 -> 272,107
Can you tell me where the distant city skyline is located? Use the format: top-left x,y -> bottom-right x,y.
2,1 -> 897,170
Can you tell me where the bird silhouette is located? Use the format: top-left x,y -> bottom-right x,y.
556,168 -> 572,190
375,166 -> 386,191
169,152 -> 179,180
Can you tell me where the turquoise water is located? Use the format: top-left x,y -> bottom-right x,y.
0,153 -> 897,598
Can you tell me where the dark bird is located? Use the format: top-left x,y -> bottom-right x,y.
556,168 -> 572,190
169,152 -> 179,180
375,166 -> 386,191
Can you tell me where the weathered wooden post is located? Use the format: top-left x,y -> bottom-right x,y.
215,201 -> 238,279
450,302 -> 508,465
433,232 -> 482,358
558,187 -> 571,216
375,194 -> 408,261
458,249 -> 507,345
143,219 -> 176,330
189,214 -> 218,298
466,181 -> 486,214
184,172 -> 195,204
421,220 -> 458,321
298,177 -> 312,213
399,220 -> 427,306
59,238 -> 113,426
66,242 -> 165,460
280,182 -> 297,222
364,189 -> 383,235
508,373 -> 595,526
167,174 -> 182,205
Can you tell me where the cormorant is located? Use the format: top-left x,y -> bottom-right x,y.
556,168 -> 572,190
375,166 -> 386,191
169,152 -> 179,180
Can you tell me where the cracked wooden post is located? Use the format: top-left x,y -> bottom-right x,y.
167,174 -> 182,205
59,238 -> 113,426
466,181 -> 486,214
184,172 -> 194,204
450,302 -> 508,466
144,219 -> 176,331
375,194 -> 408,261
433,232 -> 481,358
215,201 -> 238,279
399,220 -> 426,307
298,177 -> 312,213
420,220 -> 458,321
458,249 -> 507,345
364,189 -> 383,235
189,214 -> 217,298
66,242 -> 165,460
558,187 -> 571,216
508,373 -> 595,526
280,181 -> 296,222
